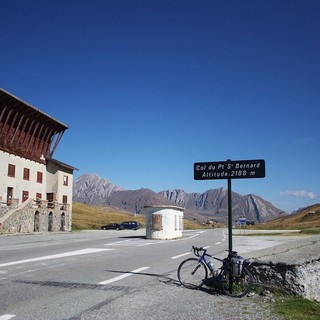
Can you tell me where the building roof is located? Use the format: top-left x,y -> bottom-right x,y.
0,88 -> 68,133
47,157 -> 79,172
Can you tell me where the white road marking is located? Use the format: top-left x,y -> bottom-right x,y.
171,245 -> 211,259
105,239 -> 167,247
171,252 -> 191,259
0,315 -> 16,320
184,233 -> 201,240
9,269 -> 36,276
104,230 -> 206,248
105,239 -> 133,246
98,267 -> 150,285
138,240 -> 173,246
215,241 -> 222,245
0,248 -> 113,268
222,231 -> 227,240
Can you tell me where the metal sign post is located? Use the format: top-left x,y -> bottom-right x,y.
194,159 -> 265,254
227,177 -> 232,253
239,217 -> 247,234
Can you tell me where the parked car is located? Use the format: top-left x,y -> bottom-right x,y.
121,221 -> 140,230
101,223 -> 123,230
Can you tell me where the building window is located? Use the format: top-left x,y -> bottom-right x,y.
23,168 -> 30,180
37,171 -> 43,183
8,164 -> 15,177
22,190 -> 29,202
63,175 -> 68,186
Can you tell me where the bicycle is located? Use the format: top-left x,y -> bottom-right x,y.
177,246 -> 253,298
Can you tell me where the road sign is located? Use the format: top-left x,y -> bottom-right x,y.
194,159 -> 265,180
239,217 -> 247,224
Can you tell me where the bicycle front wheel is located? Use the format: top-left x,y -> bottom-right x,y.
177,258 -> 208,289
221,266 -> 253,297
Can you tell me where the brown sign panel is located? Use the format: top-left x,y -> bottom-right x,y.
194,159 -> 265,180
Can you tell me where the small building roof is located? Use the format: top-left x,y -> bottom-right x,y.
144,205 -> 185,211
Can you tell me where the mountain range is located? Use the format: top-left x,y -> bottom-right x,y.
72,173 -> 286,224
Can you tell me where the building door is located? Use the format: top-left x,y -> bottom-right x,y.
7,187 -> 13,205
47,193 -> 54,208
60,213 -> 65,231
62,195 -> 67,210
48,212 -> 53,232
34,212 -> 40,232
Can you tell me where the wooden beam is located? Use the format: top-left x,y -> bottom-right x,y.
10,113 -> 24,145
26,121 -> 39,152
49,130 -> 65,158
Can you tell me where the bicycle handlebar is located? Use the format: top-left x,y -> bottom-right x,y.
192,246 -> 206,257
192,246 -> 239,259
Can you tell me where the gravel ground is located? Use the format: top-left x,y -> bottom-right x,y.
207,233 -> 320,320
75,280 -> 285,320
207,292 -> 284,320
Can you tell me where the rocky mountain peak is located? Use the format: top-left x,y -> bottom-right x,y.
73,173 -> 286,224
73,173 -> 124,205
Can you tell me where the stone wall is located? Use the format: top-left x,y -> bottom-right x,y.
0,199 -> 72,234
250,257 -> 320,301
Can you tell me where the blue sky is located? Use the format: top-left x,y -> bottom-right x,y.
1,0 -> 319,213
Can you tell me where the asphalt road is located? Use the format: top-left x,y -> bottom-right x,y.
0,229 -> 287,320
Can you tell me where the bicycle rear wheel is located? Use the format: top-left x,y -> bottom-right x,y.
177,258 -> 208,289
221,266 -> 253,297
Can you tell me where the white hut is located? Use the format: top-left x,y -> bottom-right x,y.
145,205 -> 184,240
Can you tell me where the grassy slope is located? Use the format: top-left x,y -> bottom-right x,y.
73,202 -> 320,231
72,202 -> 215,230
72,202 -> 146,230
250,203 -> 320,232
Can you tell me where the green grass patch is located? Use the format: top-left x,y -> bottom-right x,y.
273,296 -> 320,320
299,227 -> 320,235
236,232 -> 294,237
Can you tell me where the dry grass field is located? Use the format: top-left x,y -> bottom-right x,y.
72,202 -> 146,230
250,203 -> 320,233
72,202 -> 320,233
72,202 -> 210,230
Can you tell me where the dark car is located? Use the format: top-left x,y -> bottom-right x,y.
121,221 -> 140,230
101,223 -> 123,230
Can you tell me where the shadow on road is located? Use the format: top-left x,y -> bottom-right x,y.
15,270 -> 222,297
118,235 -> 146,239
14,279 -> 129,292
104,269 -> 223,296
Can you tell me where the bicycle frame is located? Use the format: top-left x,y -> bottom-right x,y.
196,250 -> 227,273
195,247 -> 249,275
177,246 -> 253,297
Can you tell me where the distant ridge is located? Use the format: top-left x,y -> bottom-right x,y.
73,173 -> 286,224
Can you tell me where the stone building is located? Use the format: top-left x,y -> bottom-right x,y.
0,88 -> 77,234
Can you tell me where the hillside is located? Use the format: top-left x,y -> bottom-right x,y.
71,202 -> 216,230
72,202 -> 145,230
72,202 -> 320,232
73,173 -> 285,224
253,203 -> 320,231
